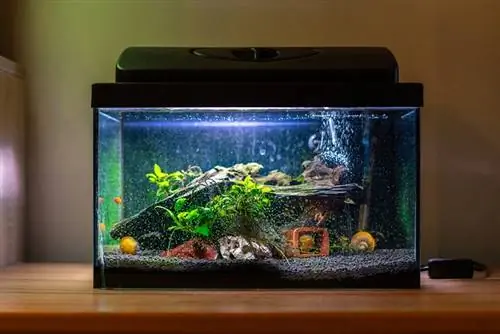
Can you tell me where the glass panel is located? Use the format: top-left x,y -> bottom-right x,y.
95,107 -> 419,289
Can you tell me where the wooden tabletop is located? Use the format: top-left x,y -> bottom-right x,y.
0,264 -> 498,333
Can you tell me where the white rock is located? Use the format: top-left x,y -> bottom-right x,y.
218,236 -> 272,260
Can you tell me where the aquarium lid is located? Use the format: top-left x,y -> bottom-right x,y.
115,47 -> 399,84
91,81 -> 424,108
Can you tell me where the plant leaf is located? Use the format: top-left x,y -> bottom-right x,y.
168,171 -> 185,180
158,180 -> 170,188
174,197 -> 187,212
164,208 -> 179,225
200,207 -> 213,217
177,211 -> 189,221
153,164 -> 162,176
186,209 -> 200,221
260,186 -> 272,193
250,188 -> 262,196
154,163 -> 168,178
194,224 -> 210,237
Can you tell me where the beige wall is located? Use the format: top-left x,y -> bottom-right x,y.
0,57 -> 25,267
0,0 -> 18,61
18,0 -> 500,264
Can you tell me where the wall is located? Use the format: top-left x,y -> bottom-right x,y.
0,57 -> 25,267
18,0 -> 500,265
0,0 -> 18,61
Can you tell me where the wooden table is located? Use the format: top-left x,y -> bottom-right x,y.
0,264 -> 499,333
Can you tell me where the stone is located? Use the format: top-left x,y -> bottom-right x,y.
219,235 -> 272,260
301,155 -> 345,187
161,238 -> 218,260
255,170 -> 292,186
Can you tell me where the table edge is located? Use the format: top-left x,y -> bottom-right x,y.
1,311 -> 499,333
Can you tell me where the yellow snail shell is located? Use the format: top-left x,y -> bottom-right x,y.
350,231 -> 376,252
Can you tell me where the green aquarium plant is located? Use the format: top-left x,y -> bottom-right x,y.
209,176 -> 273,240
156,197 -> 216,250
329,235 -> 353,254
146,164 -> 185,199
208,175 -> 290,260
146,163 -> 203,200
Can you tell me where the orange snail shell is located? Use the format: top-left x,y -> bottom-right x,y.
350,231 -> 376,252
120,236 -> 138,255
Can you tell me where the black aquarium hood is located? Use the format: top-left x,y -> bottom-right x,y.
91,46 -> 423,108
115,46 -> 400,84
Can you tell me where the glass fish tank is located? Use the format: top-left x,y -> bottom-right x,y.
92,47 -> 423,289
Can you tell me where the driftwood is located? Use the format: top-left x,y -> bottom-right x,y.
108,162 -> 363,251
271,183 -> 363,198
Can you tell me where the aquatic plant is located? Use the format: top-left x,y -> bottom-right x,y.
146,164 -> 184,199
329,235 -> 353,253
210,176 -> 272,237
156,197 -> 217,253
293,174 -> 305,184
146,163 -> 203,199
157,197 -> 215,238
207,175 -> 288,259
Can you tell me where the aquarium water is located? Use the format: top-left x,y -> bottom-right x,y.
95,107 -> 419,289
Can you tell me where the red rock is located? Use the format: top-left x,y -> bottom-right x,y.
161,238 -> 218,260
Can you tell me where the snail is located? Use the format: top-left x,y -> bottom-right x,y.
350,231 -> 376,252
120,236 -> 139,255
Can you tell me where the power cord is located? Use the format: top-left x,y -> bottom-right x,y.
420,258 -> 488,279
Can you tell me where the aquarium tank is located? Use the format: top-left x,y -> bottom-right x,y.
92,47 -> 423,289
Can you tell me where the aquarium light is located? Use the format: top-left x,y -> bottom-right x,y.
124,120 -> 316,128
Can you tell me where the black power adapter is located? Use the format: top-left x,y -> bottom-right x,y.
421,258 -> 488,279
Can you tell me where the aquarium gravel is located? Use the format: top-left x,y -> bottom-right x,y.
102,249 -> 416,282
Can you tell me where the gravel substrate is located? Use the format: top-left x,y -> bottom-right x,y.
102,249 -> 416,282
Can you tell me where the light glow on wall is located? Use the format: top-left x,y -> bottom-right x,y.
0,147 -> 20,200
